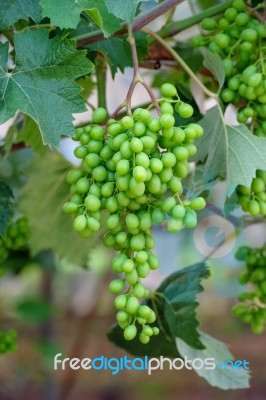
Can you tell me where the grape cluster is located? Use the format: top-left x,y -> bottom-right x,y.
63,83 -> 206,343
0,216 -> 30,276
232,243 -> 266,334
237,170 -> 266,216
0,329 -> 17,353
193,0 -> 266,136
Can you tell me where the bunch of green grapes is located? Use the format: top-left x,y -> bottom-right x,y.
193,0 -> 266,136
0,216 -> 30,276
232,243 -> 266,333
63,83 -> 206,343
0,329 -> 17,354
237,169 -> 266,216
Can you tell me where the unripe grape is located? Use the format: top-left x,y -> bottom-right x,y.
139,332 -> 150,344
160,114 -> 175,129
137,262 -> 150,278
133,166 -> 147,182
122,259 -> 135,273
114,294 -> 128,309
73,215 -> 87,231
63,202 -> 79,214
190,197 -> 206,210
160,83 -> 177,98
116,310 -> 129,322
126,297 -> 140,314
135,250 -> 148,264
201,18 -> 217,31
133,283 -> 146,298
92,107 -> 107,123
121,115 -> 134,129
124,324 -> 137,340
109,279 -> 125,294
66,169 -> 83,184
184,210 -> 197,229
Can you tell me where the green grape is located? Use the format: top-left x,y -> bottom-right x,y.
160,83 -> 177,98
109,279 -> 125,294
64,93 -> 205,343
66,169 -> 83,184
63,202 -> 79,214
114,294 -> 128,309
124,324 -> 137,340
215,33 -> 230,49
176,102 -> 194,118
201,18 -> 217,31
92,107 -> 107,123
73,215 -> 87,231
74,146 -> 88,159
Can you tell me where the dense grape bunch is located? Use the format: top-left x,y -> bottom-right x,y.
63,83 -> 206,343
237,170 -> 266,216
0,329 -> 17,354
232,243 -> 266,334
0,216 -> 30,276
193,0 -> 266,137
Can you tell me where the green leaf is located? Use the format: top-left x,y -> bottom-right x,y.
185,163 -> 219,198
201,48 -> 225,91
156,263 -> 209,349
194,106 -> 266,196
0,29 -> 94,147
105,0 -> 143,23
176,331 -> 250,390
108,263 -> 209,355
19,152 -> 100,264
108,323 -> 180,358
40,0 -> 120,35
0,0 -> 41,29
0,181 -> 14,236
88,32 -> 148,78
5,114 -> 47,155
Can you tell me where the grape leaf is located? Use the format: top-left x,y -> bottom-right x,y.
156,262 -> 209,349
19,152 -> 101,264
108,263 -> 209,355
201,48 -> 225,91
0,29 -> 94,147
0,0 -> 41,29
108,322 -> 180,358
193,106 -> 266,196
40,0 -> 120,34
88,32 -> 148,77
105,0 -> 153,23
0,181 -> 14,236
176,331 -> 250,389
5,114 -> 47,155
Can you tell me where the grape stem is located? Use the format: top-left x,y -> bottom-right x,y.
142,27 -> 218,99
114,25 -> 161,116
247,5 -> 263,23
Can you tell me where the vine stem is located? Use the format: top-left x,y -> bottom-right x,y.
142,27 -> 218,99
76,0 -> 182,46
159,0 -> 233,38
247,6 -> 263,23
